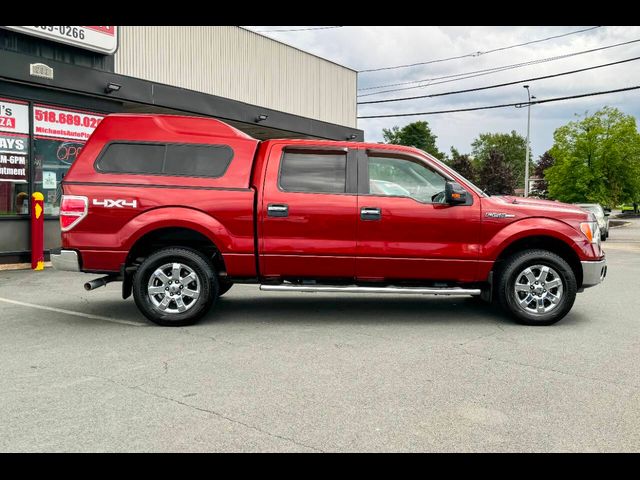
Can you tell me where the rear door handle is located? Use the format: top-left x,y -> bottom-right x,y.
267,203 -> 289,217
361,207 -> 381,220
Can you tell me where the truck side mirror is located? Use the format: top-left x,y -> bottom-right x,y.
445,181 -> 467,205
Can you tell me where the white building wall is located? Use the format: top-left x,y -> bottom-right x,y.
114,26 -> 357,128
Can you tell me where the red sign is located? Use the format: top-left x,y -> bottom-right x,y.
85,26 -> 115,35
0,98 -> 29,134
0,117 -> 15,129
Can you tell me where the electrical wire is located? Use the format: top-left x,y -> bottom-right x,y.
253,26 -> 343,33
357,37 -> 640,95
357,55 -> 640,105
358,26 -> 601,73
357,85 -> 640,119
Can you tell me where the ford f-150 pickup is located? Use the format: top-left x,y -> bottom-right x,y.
51,114 -> 607,326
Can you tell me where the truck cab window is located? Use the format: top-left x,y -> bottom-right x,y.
368,155 -> 446,203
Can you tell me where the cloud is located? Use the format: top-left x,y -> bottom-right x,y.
245,26 -> 640,159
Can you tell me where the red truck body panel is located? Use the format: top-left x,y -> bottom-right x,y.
62,114 -> 258,275
60,113 -> 603,286
256,141 -> 358,279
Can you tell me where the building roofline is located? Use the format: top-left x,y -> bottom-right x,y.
0,48 -> 364,142
236,26 -> 358,74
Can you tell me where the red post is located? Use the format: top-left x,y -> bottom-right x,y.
31,192 -> 44,271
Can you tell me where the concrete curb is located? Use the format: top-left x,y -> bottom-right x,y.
0,262 -> 52,271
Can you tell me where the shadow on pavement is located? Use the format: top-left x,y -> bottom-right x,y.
199,295 -> 513,327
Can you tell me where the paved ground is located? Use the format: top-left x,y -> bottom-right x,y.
1,219 -> 639,452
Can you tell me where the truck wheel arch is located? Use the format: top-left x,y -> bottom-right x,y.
121,207 -> 234,272
491,234 -> 583,289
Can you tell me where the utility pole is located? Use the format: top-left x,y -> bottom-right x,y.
523,85 -> 535,197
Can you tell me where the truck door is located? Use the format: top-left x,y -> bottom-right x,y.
355,149 -> 481,283
259,144 -> 358,279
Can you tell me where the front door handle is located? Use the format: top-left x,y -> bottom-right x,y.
361,207 -> 381,221
268,203 -> 289,217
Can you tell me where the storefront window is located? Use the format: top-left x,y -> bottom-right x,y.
32,104 -> 104,216
0,98 -> 30,216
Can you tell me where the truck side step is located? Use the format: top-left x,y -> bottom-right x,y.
259,284 -> 481,295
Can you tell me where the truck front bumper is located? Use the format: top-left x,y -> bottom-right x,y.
50,249 -> 80,272
581,258 -> 607,288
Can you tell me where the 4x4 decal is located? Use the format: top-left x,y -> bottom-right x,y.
92,198 -> 137,208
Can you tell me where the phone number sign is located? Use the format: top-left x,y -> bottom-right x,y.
34,105 -> 104,141
2,26 -> 118,54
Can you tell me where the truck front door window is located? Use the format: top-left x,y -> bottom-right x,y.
368,155 -> 446,203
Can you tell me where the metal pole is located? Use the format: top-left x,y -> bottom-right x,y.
524,86 -> 531,197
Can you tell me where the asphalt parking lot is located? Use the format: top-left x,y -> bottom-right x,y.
1,219 -> 639,452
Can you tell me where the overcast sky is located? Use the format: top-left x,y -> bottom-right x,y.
244,26 -> 640,161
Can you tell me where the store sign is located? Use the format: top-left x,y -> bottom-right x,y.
33,105 -> 104,142
3,26 -> 118,55
0,152 -> 27,183
0,99 -> 29,135
0,131 -> 28,183
56,141 -> 84,165
0,133 -> 29,155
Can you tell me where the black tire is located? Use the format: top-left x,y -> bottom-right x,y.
133,247 -> 218,326
601,231 -> 607,241
496,249 -> 577,326
218,280 -> 234,297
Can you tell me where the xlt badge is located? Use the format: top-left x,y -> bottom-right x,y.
485,212 -> 515,218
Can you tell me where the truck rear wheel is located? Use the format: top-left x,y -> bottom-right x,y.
497,249 -> 577,326
133,247 -> 218,326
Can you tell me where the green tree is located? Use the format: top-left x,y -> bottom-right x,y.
448,150 -> 477,184
382,121 -> 445,159
546,107 -> 640,205
530,151 -> 555,197
471,131 -> 532,189
478,149 -> 516,195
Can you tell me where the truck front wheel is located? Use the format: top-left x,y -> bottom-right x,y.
133,247 -> 218,326
497,249 -> 577,326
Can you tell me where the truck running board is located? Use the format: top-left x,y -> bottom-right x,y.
259,285 -> 481,296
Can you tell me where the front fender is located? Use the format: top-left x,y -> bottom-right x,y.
483,217 -> 596,261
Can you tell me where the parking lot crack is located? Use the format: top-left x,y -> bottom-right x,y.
179,328 -> 239,346
458,329 -> 502,347
136,387 -> 325,452
454,346 -> 640,391
89,373 -> 324,451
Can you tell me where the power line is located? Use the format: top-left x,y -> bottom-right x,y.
358,55 -> 640,105
358,26 -> 601,73
357,85 -> 640,119
357,37 -> 640,97
253,26 -> 343,33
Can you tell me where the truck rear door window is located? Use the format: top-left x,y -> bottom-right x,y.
279,151 -> 346,193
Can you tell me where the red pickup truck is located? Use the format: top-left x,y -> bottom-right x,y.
51,114 -> 607,326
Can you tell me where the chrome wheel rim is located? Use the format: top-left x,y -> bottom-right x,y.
513,264 -> 564,315
147,262 -> 201,314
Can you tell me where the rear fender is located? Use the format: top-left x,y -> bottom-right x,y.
121,207 -> 234,253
